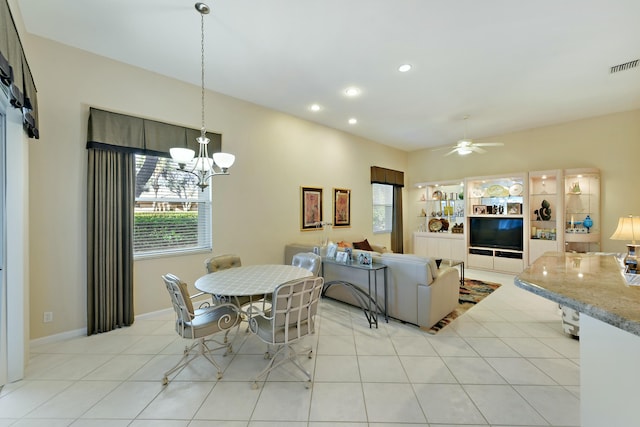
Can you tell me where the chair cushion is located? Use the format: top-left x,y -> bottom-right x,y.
177,280 -> 194,315
205,254 -> 242,273
182,304 -> 239,339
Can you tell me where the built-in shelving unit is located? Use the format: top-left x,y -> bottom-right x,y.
410,167 -> 600,273
466,173 -> 528,273
564,168 -> 600,253
412,180 -> 465,261
529,170 -> 563,264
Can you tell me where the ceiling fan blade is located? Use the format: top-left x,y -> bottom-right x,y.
473,142 -> 504,147
431,145 -> 455,152
443,148 -> 460,156
470,146 -> 488,154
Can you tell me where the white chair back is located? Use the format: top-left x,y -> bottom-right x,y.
291,252 -> 322,276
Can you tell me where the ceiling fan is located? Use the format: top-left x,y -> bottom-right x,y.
434,116 -> 504,156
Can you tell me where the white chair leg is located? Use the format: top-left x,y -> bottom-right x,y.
251,343 -> 313,388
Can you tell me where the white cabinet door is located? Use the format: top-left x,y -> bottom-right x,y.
413,233 -> 428,256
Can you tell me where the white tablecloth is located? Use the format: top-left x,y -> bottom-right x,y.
194,264 -> 313,296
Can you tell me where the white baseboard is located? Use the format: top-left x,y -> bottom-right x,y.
30,327 -> 86,347
30,307 -> 175,346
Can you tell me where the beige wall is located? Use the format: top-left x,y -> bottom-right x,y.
24,35 -> 406,339
407,109 -> 640,253
18,15 -> 640,341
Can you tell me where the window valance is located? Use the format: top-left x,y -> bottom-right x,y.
370,166 -> 404,187
1,0 -> 39,138
86,107 -> 221,157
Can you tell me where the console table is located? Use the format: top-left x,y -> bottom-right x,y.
515,252 -> 640,427
320,258 -> 388,328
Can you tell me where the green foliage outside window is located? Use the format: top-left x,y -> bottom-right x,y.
133,212 -> 198,251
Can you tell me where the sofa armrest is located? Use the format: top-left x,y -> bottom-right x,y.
417,266 -> 460,328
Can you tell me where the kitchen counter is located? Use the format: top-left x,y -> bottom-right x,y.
515,251 -> 640,427
515,251 -> 640,336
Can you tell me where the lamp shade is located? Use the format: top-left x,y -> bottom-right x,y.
213,152 -> 235,169
170,147 -> 195,164
610,216 -> 640,244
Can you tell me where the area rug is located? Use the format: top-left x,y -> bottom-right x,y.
423,278 -> 501,334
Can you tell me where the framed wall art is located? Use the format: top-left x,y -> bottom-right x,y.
301,186 -> 323,230
333,188 -> 351,228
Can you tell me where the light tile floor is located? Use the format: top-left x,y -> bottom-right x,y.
0,269 -> 581,426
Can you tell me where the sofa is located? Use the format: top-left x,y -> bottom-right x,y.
284,243 -> 460,329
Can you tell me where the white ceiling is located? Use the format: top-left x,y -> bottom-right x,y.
15,0 -> 640,152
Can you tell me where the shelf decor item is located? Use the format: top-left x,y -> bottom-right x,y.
539,200 -> 552,220
583,215 -> 593,232
570,182 -> 582,194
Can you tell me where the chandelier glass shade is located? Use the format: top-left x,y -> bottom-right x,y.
170,2 -> 235,191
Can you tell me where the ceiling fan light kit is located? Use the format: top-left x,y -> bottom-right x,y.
435,116 -> 504,156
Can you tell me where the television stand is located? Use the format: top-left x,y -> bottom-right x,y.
468,247 -> 523,273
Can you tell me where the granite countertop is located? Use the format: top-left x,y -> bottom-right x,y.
515,252 -> 640,337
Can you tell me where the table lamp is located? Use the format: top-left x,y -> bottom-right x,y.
610,215 -> 640,273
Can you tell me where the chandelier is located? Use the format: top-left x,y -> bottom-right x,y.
170,2 -> 235,191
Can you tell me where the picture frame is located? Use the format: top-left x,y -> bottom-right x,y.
357,252 -> 372,266
301,186 -> 323,230
326,243 -> 338,259
507,202 -> 522,215
333,188 -> 351,228
335,251 -> 348,263
473,205 -> 487,215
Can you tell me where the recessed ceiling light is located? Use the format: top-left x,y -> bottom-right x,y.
309,104 -> 321,112
348,118 -> 357,125
398,64 -> 412,72
344,87 -> 360,97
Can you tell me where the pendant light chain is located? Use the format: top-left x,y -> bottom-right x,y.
200,9 -> 206,139
169,2 -> 235,191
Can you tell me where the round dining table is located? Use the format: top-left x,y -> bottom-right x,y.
194,264 -> 314,297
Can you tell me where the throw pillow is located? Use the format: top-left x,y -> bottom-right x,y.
337,240 -> 352,248
353,239 -> 374,252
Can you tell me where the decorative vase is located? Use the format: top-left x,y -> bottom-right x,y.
583,215 -> 593,232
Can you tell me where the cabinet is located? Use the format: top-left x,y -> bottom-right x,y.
529,170 -> 563,264
466,173 -> 528,273
413,231 -> 465,260
564,168 -> 600,253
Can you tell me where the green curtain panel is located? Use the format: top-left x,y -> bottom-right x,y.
392,186 -> 404,253
87,148 -> 135,335
86,107 -> 221,156
0,0 -> 39,138
370,166 -> 404,253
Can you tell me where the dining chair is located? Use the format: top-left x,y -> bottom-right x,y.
161,273 -> 241,385
291,252 -> 322,276
249,276 -> 324,389
204,254 -> 252,308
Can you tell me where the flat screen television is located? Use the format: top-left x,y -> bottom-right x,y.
469,217 -> 524,251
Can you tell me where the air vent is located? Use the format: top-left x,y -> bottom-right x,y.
610,59 -> 639,74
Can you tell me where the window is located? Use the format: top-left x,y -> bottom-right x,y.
134,154 -> 211,257
372,183 -> 393,233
